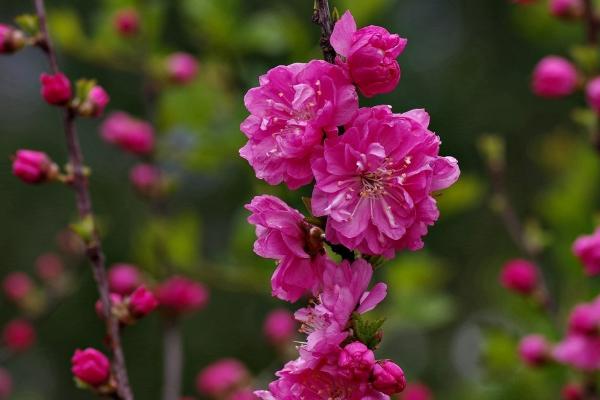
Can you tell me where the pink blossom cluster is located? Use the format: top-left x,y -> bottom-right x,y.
242,8 -> 458,397
196,358 -> 254,400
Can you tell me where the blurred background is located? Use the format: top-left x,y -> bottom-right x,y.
1,0 -> 599,399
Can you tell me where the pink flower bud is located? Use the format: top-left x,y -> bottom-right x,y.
129,163 -> 162,196
2,319 -> 36,352
2,272 -> 33,302
550,0 -> 583,18
128,286 -> 159,318
263,309 -> 295,345
12,149 -> 57,184
499,259 -> 539,295
196,358 -> 249,396
401,383 -> 433,400
531,56 -> 578,98
35,252 -> 64,282
156,276 -> 209,314
0,24 -> 25,54
79,85 -> 110,118
562,383 -> 584,400
100,112 -> 155,155
330,11 -> 407,97
94,293 -> 123,319
0,368 -> 12,400
113,8 -> 140,37
518,334 -> 550,366
338,342 -> 376,380
40,73 -> 72,105
71,348 -> 111,387
371,360 -> 407,395
573,228 -> 600,275
586,77 -> 600,116
166,52 -> 199,85
108,263 -> 141,295
568,303 -> 600,335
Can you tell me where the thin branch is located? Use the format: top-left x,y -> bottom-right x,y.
161,318 -> 183,400
583,0 -> 599,45
33,1 -> 134,399
312,0 -> 336,63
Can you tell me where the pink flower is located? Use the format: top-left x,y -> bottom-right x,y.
518,334 -> 550,366
129,163 -> 162,196
196,358 -> 249,396
331,11 -> 407,97
246,195 -> 327,302
263,308 -> 296,345
0,368 -> 12,400
2,272 -> 33,302
371,360 -> 406,395
95,293 -> 123,320
401,383 -> 433,400
167,52 -> 199,84
240,60 -> 358,189
568,301 -> 600,335
156,276 -> 209,314
338,342 -> 376,380
71,348 -> 111,387
128,286 -> 159,318
100,112 -> 155,155
230,389 -> 257,400
85,86 -> 110,117
2,319 -> 36,352
550,0 -> 583,18
0,24 -> 24,54
40,72 -> 72,105
499,259 -> 539,295
108,263 -> 141,295
35,253 -> 64,282
12,149 -> 57,184
114,8 -> 140,37
562,383 -> 584,400
531,56 -> 578,98
573,228 -> 600,275
311,106 -> 459,258
553,335 -> 600,371
587,77 -> 600,115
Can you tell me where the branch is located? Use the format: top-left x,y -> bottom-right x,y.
583,0 -> 599,45
33,1 -> 134,399
161,318 -> 183,400
312,0 -> 336,63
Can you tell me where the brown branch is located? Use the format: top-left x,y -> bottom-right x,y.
33,1 -> 133,399
583,0 -> 599,45
312,0 -> 336,63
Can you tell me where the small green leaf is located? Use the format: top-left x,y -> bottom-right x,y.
75,79 -> 97,103
351,312 -> 386,349
14,14 -> 39,36
70,215 -> 95,243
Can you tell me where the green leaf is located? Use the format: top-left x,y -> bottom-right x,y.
351,312 -> 386,349
14,14 -> 39,36
70,215 -> 95,244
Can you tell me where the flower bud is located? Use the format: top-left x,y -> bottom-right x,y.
0,368 -> 12,400
499,259 -> 539,295
518,334 -> 550,367
531,56 -> 578,98
196,359 -> 249,396
2,272 -> 33,303
71,348 -> 111,387
401,383 -> 433,400
78,85 -> 110,118
568,302 -> 600,335
550,0 -> 583,18
129,163 -> 162,197
371,360 -> 407,395
35,252 -> 64,282
586,77 -> 600,116
2,319 -> 36,352
40,73 -> 72,105
572,228 -> 600,275
100,112 -> 155,155
562,383 -> 584,400
94,293 -> 123,320
0,24 -> 25,54
338,342 -> 376,380
263,309 -> 295,346
12,149 -> 58,184
128,286 -> 159,318
113,8 -> 140,37
108,263 -> 141,295
156,276 -> 209,314
166,52 -> 199,85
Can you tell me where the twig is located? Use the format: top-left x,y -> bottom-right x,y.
33,1 -> 133,399
161,318 -> 183,400
583,0 -> 599,45
312,0 -> 336,63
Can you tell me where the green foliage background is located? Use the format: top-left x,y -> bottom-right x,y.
1,0 -> 599,398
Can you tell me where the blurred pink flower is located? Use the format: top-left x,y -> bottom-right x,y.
40,72 -> 72,105
196,358 -> 249,396
71,348 -> 111,387
518,334 -> 550,367
114,8 -> 140,37
2,319 -> 36,352
499,259 -> 539,295
0,368 -> 12,400
401,383 -> 433,400
35,253 -> 64,282
128,286 -> 159,318
2,272 -> 34,302
108,263 -> 142,295
573,228 -> 600,276
156,276 -> 209,314
531,56 -> 578,98
167,52 -> 199,84
101,112 -> 155,155
263,308 -> 296,345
